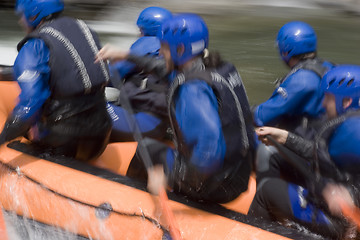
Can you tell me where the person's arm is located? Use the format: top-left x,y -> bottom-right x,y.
96,44 -> 167,79
126,55 -> 167,79
0,38 -> 51,142
284,132 -> 315,159
256,126 -> 315,159
254,70 -> 322,126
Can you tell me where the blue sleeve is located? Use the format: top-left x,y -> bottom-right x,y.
13,38 -> 51,123
253,70 -> 324,126
109,61 -> 135,82
328,118 -> 360,173
174,80 -> 226,174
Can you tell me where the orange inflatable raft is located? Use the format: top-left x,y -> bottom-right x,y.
0,79 -> 312,239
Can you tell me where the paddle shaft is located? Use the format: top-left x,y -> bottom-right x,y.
111,69 -> 182,240
266,135 -> 360,229
0,65 -> 11,239
159,188 -> 182,240
340,202 -> 360,229
0,208 -> 8,240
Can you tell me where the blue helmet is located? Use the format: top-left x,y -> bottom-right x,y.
16,0 -> 64,28
136,6 -> 172,36
129,36 -> 160,56
321,65 -> 360,115
158,13 -> 209,66
276,21 -> 317,63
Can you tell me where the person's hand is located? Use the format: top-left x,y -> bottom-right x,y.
147,165 -> 167,196
255,126 -> 289,145
322,183 -> 355,216
95,44 -> 129,63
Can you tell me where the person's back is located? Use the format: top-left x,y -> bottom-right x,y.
97,13 -> 255,203
253,21 -> 334,133
107,36 -> 170,142
105,7 -> 172,142
132,13 -> 255,203
250,65 -> 360,239
0,0 -> 112,161
253,21 -> 334,185
167,56 -> 255,202
328,116 -> 360,176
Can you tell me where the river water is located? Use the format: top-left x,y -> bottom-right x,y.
1,3 -> 360,105
0,1 -> 360,239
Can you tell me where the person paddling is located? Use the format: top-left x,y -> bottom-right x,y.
250,65 -> 360,239
103,7 -> 173,142
253,21 -> 334,132
253,21 -> 335,194
96,13 -> 256,203
0,0 -> 112,161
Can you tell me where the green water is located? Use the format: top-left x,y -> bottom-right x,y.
201,6 -> 360,104
0,4 -> 360,239
1,5 -> 360,105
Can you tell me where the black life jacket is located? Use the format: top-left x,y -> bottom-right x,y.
276,58 -> 334,135
118,73 -> 169,118
312,110 -> 360,182
17,16 -> 109,99
17,16 -> 111,138
167,62 -> 255,197
276,58 -> 330,88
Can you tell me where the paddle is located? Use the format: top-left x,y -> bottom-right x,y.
339,201 -> 360,229
0,65 -> 14,81
110,69 -> 183,240
0,208 -> 8,240
266,135 -> 360,229
0,65 -> 12,239
158,188 -> 182,240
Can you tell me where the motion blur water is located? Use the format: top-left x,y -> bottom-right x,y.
0,1 -> 360,239
1,2 -> 360,105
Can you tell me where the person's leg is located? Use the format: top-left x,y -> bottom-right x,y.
250,178 -> 348,239
256,144 -> 306,189
126,138 -> 170,181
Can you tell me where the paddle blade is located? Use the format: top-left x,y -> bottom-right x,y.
0,208 -> 8,240
340,202 -> 360,229
158,187 -> 182,240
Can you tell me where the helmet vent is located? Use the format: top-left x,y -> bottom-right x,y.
172,27 -> 179,35
181,28 -> 187,35
347,78 -> 354,87
329,79 -> 335,87
338,78 -> 345,86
